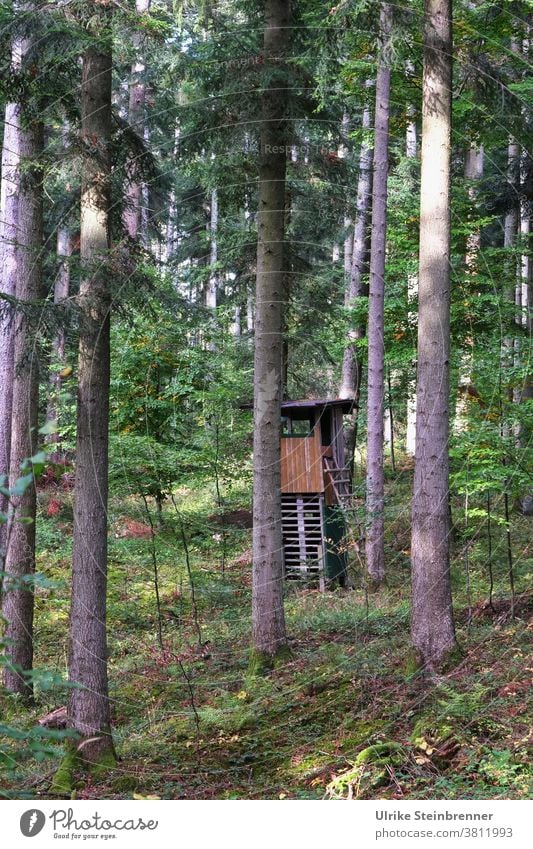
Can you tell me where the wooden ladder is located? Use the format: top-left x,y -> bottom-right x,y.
323,456 -> 352,507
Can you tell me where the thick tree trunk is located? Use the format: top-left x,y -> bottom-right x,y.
339,101 -> 372,401
1,113 -> 43,698
123,0 -> 151,240
68,19 -> 115,765
411,0 -> 457,670
251,0 -> 290,667
365,4 -> 392,586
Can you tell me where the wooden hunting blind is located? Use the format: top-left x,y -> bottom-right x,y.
279,398 -> 354,584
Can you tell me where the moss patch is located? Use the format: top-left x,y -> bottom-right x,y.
248,643 -> 292,676
50,745 -> 81,797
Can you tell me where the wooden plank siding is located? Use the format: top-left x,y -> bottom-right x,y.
281,425 -> 324,493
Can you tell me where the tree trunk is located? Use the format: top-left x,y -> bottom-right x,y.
518,204 -> 532,513
68,13 -> 115,765
165,123 -> 180,265
453,142 -> 484,433
206,187 -> 218,308
405,91 -> 418,456
251,0 -> 290,668
1,123 -> 43,699
339,114 -> 353,302
411,0 -> 457,670
339,100 -> 372,401
123,0 -> 151,240
501,137 -> 520,438
45,221 -> 72,445
0,33 -> 27,564
365,4 -> 392,586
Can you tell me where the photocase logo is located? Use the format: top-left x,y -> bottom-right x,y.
20,810 -> 46,837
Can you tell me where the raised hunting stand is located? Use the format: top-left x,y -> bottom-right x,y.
279,399 -> 354,587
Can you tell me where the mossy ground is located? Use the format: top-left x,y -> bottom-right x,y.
1,467 -> 531,799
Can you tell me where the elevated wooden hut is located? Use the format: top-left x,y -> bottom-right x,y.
279,398 -> 354,584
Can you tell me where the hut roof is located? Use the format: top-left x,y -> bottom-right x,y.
280,398 -> 355,413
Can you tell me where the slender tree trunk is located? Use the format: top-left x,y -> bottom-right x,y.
365,4 -> 392,586
206,187 -> 218,308
251,0 -> 290,667
406,105 -> 417,158
502,137 -> 520,438
385,366 -> 395,471
233,304 -> 241,337
405,94 -> 418,456
247,293 -> 254,334
339,114 -> 353,303
339,97 -> 373,401
123,0 -> 151,240
454,142 -> 484,432
518,202 -> 532,514
411,0 -> 457,670
519,188 -> 528,334
519,172 -> 530,336
45,223 -> 71,444
165,124 -> 180,265
513,157 -> 523,420
1,107 -> 43,699
68,12 -> 115,765
344,216 -> 353,283
0,37 -> 26,563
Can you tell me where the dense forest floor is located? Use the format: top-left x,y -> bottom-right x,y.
1,462 -> 531,800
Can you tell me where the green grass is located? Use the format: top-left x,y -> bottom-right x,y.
1,469 -> 531,799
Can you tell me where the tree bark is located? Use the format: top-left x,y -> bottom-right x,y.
339,98 -> 372,401
365,4 -> 392,586
453,142 -> 484,433
518,204 -> 532,511
0,28 -> 28,564
251,0 -> 290,666
165,123 -> 180,265
123,0 -> 151,241
206,187 -> 218,308
68,12 -> 115,765
501,136 -> 520,440
405,92 -> 418,456
411,0 -> 457,670
45,213 -> 72,445
1,21 -> 43,698
0,104 -> 20,565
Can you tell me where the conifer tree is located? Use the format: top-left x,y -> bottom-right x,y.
251,0 -> 290,667
365,3 -> 393,587
1,7 -> 43,698
410,0 -> 457,669
67,0 -> 116,765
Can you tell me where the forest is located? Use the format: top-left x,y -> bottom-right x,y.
0,0 -> 531,803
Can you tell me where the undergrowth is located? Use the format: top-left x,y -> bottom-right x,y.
0,469 -> 531,800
